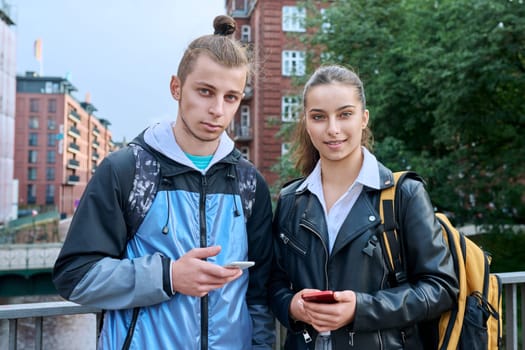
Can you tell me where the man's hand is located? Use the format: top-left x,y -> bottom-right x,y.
170,246 -> 242,297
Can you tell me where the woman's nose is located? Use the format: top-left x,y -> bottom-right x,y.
327,117 -> 340,135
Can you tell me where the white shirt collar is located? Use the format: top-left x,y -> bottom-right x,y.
297,147 -> 381,193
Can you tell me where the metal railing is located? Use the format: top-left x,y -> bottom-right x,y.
0,271 -> 524,350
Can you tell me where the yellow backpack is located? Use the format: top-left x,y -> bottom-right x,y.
379,171 -> 502,349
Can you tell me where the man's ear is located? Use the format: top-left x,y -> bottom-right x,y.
170,76 -> 181,100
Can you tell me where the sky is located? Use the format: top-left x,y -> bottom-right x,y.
8,0 -> 226,141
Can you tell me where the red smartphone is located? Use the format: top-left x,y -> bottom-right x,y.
301,290 -> 337,303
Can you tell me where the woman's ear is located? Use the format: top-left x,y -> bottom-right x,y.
170,76 -> 181,100
362,109 -> 370,129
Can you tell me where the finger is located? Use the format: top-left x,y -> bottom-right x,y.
187,246 -> 222,260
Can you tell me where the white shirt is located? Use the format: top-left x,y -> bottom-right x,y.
297,147 -> 381,253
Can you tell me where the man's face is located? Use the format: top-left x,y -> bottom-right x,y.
171,54 -> 247,155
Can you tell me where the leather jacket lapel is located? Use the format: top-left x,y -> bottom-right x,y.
332,191 -> 380,256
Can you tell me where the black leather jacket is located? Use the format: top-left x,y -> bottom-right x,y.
269,163 -> 458,349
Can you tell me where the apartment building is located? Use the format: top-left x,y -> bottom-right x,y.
15,73 -> 114,217
0,3 -> 16,224
225,0 -> 325,185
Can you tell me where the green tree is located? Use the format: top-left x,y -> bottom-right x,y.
281,0 -> 525,227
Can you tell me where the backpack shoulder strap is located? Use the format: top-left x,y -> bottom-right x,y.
379,171 -> 414,285
124,143 -> 161,238
236,157 -> 257,220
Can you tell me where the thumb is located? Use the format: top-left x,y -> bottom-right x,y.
188,246 -> 222,259
334,290 -> 356,303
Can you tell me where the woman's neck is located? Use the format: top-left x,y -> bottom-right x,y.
320,151 -> 364,212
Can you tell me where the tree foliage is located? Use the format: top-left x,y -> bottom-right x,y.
278,0 -> 525,227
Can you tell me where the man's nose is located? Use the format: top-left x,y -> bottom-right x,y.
209,97 -> 225,117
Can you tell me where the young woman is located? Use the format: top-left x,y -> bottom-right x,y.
53,16 -> 274,349
269,65 -> 458,349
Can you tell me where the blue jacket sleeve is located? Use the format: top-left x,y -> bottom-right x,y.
52,148 -> 172,309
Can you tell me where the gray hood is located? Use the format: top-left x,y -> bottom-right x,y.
143,120 -> 235,173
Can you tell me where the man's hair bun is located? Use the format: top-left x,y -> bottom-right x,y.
213,15 -> 236,36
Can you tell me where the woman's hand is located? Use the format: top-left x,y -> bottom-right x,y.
289,289 -> 357,332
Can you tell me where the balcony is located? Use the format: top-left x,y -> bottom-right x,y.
92,152 -> 100,161
0,271 -> 523,350
68,110 -> 81,123
66,175 -> 80,185
66,159 -> 80,170
92,126 -> 100,136
67,142 -> 80,154
92,139 -> 100,148
233,125 -> 253,142
67,126 -> 80,138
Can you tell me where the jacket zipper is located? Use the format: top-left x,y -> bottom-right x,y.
279,233 -> 307,255
200,175 -> 208,350
300,222 -> 330,287
298,222 -> 331,345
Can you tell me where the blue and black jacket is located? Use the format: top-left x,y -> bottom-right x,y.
53,121 -> 275,349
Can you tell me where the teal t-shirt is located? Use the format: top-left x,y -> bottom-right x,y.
185,153 -> 213,170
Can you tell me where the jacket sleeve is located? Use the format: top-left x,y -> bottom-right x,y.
268,184 -> 305,332
353,179 -> 459,331
52,149 -> 172,309
246,170 -> 275,349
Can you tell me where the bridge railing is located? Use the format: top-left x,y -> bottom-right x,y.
0,271 -> 524,350
0,243 -> 62,272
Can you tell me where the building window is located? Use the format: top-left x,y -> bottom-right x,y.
29,133 -> 39,146
46,184 -> 55,204
281,142 -> 291,156
240,105 -> 250,136
47,150 -> 56,164
320,8 -> 332,33
46,167 -> 55,180
282,6 -> 306,32
48,133 -> 56,147
27,184 -> 37,204
282,95 -> 300,122
30,98 -> 39,113
28,150 -> 38,163
48,99 -> 57,113
282,51 -> 305,76
241,25 -> 251,42
28,167 -> 37,181
47,118 -> 57,130
239,146 -> 250,160
29,116 -> 39,129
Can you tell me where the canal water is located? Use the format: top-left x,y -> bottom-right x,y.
0,295 -> 97,350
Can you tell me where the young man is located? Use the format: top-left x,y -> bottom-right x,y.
53,16 -> 274,349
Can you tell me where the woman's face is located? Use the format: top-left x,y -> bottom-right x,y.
304,82 -> 369,164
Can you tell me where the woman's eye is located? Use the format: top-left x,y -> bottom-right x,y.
341,111 -> 352,118
311,114 -> 325,121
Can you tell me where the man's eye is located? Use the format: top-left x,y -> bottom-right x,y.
225,95 -> 239,102
199,88 -> 211,95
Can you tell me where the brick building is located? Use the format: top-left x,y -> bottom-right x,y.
225,0 -> 324,186
0,3 -> 16,223
14,73 -> 114,217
